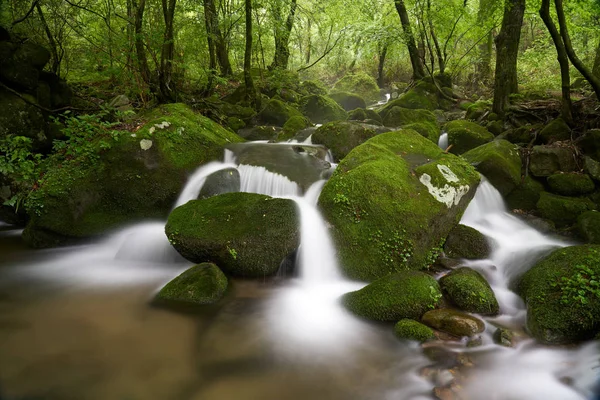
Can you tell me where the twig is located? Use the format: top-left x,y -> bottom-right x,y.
11,0 -> 40,26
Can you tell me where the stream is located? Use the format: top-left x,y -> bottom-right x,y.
0,141 -> 598,400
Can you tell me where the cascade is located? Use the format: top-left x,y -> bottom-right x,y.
438,132 -> 448,150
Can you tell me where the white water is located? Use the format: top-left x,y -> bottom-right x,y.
438,132 -> 448,150
238,164 -> 301,196
173,161 -> 237,208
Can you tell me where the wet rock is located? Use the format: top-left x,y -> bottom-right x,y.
237,125 -> 281,141
443,225 -> 490,260
443,120 -> 494,155
422,309 -> 485,337
440,267 -> 499,315
198,168 -> 240,200
506,175 -> 544,211
493,327 -> 516,347
529,145 -> 578,177
155,263 -> 228,306
394,319 -> 436,342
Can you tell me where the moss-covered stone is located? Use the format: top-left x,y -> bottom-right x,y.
332,72 -> 380,102
342,271 -> 442,321
518,245 -> 600,344
23,104 -> 243,247
539,118 -> 571,144
461,140 -> 522,196
493,327 -> 517,347
155,263 -> 227,306
311,121 -> 389,162
394,319 -> 436,342
577,211 -> 600,244
486,120 -> 505,136
279,116 -> 312,141
237,125 -> 280,141
506,175 -> 545,211
581,129 -> 600,162
402,122 -> 440,144
465,101 -> 490,121
443,225 -> 490,260
537,192 -> 596,228
439,267 -> 499,315
348,108 -> 368,121
529,145 -> 578,177
393,90 -> 437,110
443,120 -> 494,155
198,168 -> 240,199
547,173 -> 595,196
300,94 -> 347,124
0,88 -> 48,151
378,107 -> 439,144
497,124 -> 540,145
329,91 -> 367,111
165,192 -> 299,278
257,98 -> 302,126
319,130 -> 480,280
300,79 -> 328,96
421,309 -> 485,337
584,156 -> 600,182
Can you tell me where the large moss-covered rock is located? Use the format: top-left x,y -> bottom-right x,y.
506,175 -> 545,211
342,271 -> 442,321
421,309 -> 485,337
539,118 -> 571,144
300,79 -> 328,96
311,121 -> 390,162
155,263 -> 228,306
23,104 -> 243,247
319,130 -> 480,280
547,173 -> 595,196
279,115 -> 312,141
461,140 -> 522,196
329,91 -> 367,111
0,88 -> 48,150
518,245 -> 600,344
439,267 -> 499,315
383,90 -> 436,111
394,319 -> 436,342
257,99 -> 301,126
332,72 -> 380,102
537,192 -> 596,228
402,122 -> 440,144
380,107 -> 439,144
443,224 -> 490,260
300,94 -> 347,124
529,145 -> 578,177
577,211 -> 600,244
165,192 -> 299,278
443,120 -> 494,155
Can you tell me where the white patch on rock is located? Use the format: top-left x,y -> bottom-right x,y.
140,139 -> 153,151
155,121 -> 171,129
419,173 -> 469,208
437,164 -> 459,183
148,126 -> 156,134
130,133 -> 137,138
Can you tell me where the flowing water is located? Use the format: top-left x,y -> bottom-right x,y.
0,145 -> 598,399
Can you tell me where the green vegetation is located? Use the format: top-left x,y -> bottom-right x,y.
443,120 -> 494,155
393,319 -> 435,342
155,263 -> 228,306
440,267 -> 499,315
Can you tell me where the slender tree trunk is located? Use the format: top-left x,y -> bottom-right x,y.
492,0 -> 525,117
394,0 -> 425,80
159,0 -> 177,102
244,0 -> 256,108
305,19 -> 311,64
270,0 -> 297,69
377,44 -> 387,88
540,0 -> 572,123
475,0 -> 493,82
203,0 -> 217,93
205,0 -> 232,76
554,0 -> 600,101
594,38 -> 600,78
348,37 -> 362,71
132,0 -> 151,86
35,3 -> 60,74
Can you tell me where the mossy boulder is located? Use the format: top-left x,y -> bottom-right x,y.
300,79 -> 328,96
498,124 -> 540,145
165,192 -> 299,278
518,245 -> 600,344
539,118 -> 571,144
155,263 -> 227,306
319,130 -> 480,280
257,98 -> 301,126
577,211 -> 600,244
311,121 -> 390,162
342,271 -> 442,321
0,88 -> 49,151
461,139 -> 522,196
237,126 -> 280,141
584,156 -> 600,182
23,104 -> 243,247
332,72 -> 380,102
443,224 -> 490,260
300,94 -> 347,124
537,192 -> 596,228
581,129 -> 600,161
529,145 -> 578,177
443,120 -> 494,155
465,101 -> 490,121
279,115 -> 312,141
391,90 -> 436,111
506,175 -> 545,211
394,319 -> 436,342
439,267 -> 499,315
329,91 -> 367,111
547,173 -> 595,196
402,122 -> 440,144
380,107 -> 439,144
347,108 -> 381,123
421,309 -> 485,337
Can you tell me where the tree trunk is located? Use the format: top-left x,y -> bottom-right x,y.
540,0 -> 572,123
159,0 -> 177,102
348,37 -> 362,71
35,3 -> 60,74
554,0 -> 600,101
475,0 -> 493,82
270,0 -> 297,69
394,0 -> 424,80
244,0 -> 257,108
377,44 -> 388,88
594,38 -> 600,79
491,0 -> 525,117
205,0 -> 232,76
305,18 -> 311,64
132,0 -> 151,86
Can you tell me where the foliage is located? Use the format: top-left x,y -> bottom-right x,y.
0,135 -> 43,209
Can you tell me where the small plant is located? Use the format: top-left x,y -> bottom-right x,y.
553,263 -> 600,306
428,285 -> 442,309
0,135 -> 43,211
228,247 -> 238,260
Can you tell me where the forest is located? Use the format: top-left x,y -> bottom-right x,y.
1,0 -> 600,399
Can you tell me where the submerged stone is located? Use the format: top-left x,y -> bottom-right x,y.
421,309 -> 485,337
155,263 -> 228,306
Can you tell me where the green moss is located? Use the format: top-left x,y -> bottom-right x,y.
440,267 -> 499,315
311,121 -> 383,162
329,91 -> 367,111
518,245 -> 600,344
155,263 -> 227,306
300,94 -> 347,124
279,116 -> 311,141
539,118 -> 571,144
529,145 -> 578,177
395,90 -> 436,110
257,98 -> 302,126
378,107 -> 439,143
319,130 -> 480,280
342,271 -> 442,321
547,173 -> 595,196
348,108 -> 368,121
537,192 -> 596,228
444,120 -> 494,155
506,175 -> 545,211
332,72 -> 380,102
443,224 -> 490,260
578,211 -> 600,244
461,139 -> 522,196
394,319 -> 435,342
402,122 -> 440,144
165,192 -> 299,278
300,79 -> 329,96
465,101 -> 491,121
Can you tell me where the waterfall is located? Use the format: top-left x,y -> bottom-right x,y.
438,132 -> 448,150
173,161 -> 236,208
238,164 -> 301,197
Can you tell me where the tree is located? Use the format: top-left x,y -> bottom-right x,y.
269,0 -> 297,69
394,0 -> 425,80
204,0 -> 232,76
159,0 -> 177,102
243,0 -> 257,107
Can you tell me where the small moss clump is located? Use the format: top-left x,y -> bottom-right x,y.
440,267 -> 499,315
547,173 -> 595,196
537,192 -> 596,228
342,271 -> 443,321
156,263 -> 228,306
443,120 -> 494,155
394,319 -> 435,342
443,224 -> 490,260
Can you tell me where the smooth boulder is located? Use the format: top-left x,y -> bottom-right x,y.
421,309 -> 485,337
443,224 -> 490,260
394,319 -> 436,342
439,267 -> 499,315
443,120 -> 494,155
311,121 -> 391,162
155,263 -> 228,306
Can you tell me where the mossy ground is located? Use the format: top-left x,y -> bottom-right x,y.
156,263 -> 228,306
439,267 -> 499,315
